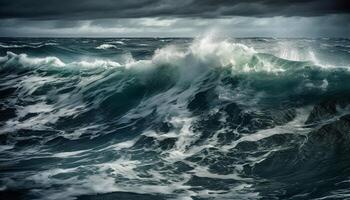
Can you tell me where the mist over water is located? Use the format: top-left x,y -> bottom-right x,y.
1,36 -> 350,200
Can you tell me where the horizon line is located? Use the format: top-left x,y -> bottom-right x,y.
0,36 -> 349,39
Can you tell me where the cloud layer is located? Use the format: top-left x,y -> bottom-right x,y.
0,0 -> 348,19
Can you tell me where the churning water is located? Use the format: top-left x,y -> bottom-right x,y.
1,37 -> 350,199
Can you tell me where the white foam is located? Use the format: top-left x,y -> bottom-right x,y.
111,139 -> 138,151
192,166 -> 251,181
221,108 -> 311,151
97,157 -> 140,179
71,59 -> 121,68
304,79 -> 329,91
165,116 -> 199,161
52,150 -> 87,158
142,130 -> 178,141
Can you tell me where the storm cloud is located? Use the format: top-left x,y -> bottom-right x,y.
0,0 -> 348,19
0,0 -> 348,37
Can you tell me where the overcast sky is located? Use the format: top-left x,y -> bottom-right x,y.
0,0 -> 349,37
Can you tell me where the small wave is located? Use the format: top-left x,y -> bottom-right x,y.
96,44 -> 118,50
109,41 -> 125,45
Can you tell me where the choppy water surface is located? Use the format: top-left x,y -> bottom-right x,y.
1,37 -> 350,199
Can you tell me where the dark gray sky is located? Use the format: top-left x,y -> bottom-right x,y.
0,0 -> 349,37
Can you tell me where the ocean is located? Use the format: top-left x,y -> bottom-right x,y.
1,37 -> 350,199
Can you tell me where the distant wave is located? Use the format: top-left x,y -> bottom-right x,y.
96,44 -> 118,50
0,42 -> 57,49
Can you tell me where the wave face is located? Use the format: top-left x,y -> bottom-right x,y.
1,37 -> 350,200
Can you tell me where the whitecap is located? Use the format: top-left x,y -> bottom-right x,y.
96,44 -> 118,50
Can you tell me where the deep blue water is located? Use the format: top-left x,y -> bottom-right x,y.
0,37 -> 350,199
